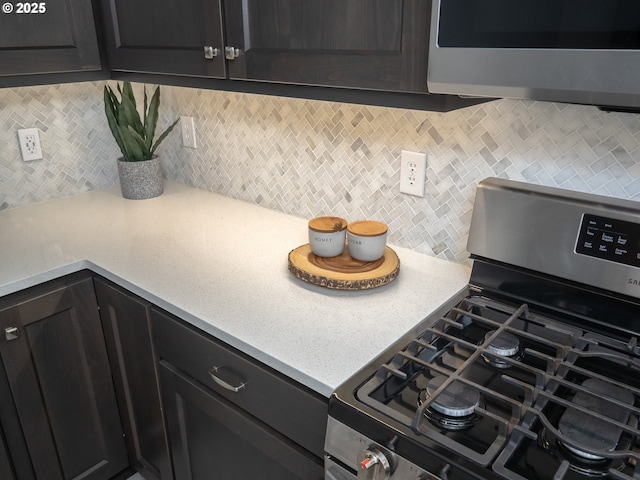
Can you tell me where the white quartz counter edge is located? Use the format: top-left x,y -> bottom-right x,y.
0,182 -> 471,397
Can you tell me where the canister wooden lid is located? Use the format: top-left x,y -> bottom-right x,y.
308,216 -> 347,232
347,220 -> 388,236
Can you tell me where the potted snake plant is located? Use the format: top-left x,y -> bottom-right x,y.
104,81 -> 179,199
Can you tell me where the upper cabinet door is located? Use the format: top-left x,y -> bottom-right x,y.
223,0 -> 429,93
102,0 -> 226,78
0,0 -> 101,76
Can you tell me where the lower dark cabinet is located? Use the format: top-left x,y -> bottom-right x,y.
0,270 -> 328,480
94,277 -> 173,480
0,272 -> 128,480
0,428 -> 16,480
160,361 -> 324,480
152,308 -> 327,480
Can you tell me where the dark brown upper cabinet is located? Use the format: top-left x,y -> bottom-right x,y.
102,0 -> 226,78
0,0 -> 101,77
224,0 -> 429,93
103,0 -> 429,93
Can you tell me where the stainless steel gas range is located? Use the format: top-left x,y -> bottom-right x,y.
325,178 -> 640,480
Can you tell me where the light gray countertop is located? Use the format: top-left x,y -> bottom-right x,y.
0,182 -> 470,397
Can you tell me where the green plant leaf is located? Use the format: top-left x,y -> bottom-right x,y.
145,86 -> 161,153
127,126 -> 151,160
143,86 -> 148,142
116,101 -> 142,161
104,86 -> 127,159
151,118 -> 180,156
103,81 -> 178,162
119,93 -> 144,138
104,85 -> 119,115
117,124 -> 145,162
122,81 -> 137,111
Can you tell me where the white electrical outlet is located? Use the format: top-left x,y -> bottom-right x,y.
180,116 -> 197,149
399,150 -> 427,197
17,128 -> 43,161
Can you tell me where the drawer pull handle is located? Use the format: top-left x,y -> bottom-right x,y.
208,366 -> 246,392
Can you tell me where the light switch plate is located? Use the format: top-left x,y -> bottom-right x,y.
399,150 -> 427,197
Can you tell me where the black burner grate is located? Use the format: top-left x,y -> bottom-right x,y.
356,294 -> 640,478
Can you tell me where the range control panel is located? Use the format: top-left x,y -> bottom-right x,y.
576,214 -> 640,268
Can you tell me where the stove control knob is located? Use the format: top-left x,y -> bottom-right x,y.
356,448 -> 392,480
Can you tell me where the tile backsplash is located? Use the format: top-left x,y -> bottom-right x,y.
1,83 -> 119,208
3,81 -> 640,264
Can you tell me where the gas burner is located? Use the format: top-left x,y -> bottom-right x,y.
538,378 -> 637,476
482,330 -> 523,368
539,426 -> 629,477
558,378 -> 635,461
418,376 -> 481,430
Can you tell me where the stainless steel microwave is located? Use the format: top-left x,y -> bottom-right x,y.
427,0 -> 640,109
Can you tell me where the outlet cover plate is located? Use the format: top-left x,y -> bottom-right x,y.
400,150 -> 427,197
180,116 -> 197,149
18,128 -> 43,161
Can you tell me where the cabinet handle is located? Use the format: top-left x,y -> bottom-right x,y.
224,46 -> 240,60
208,366 -> 246,392
4,327 -> 19,341
204,46 -> 219,59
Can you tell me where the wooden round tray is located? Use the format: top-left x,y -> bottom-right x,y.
288,244 -> 400,290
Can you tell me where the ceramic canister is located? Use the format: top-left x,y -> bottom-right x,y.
308,216 -> 348,257
347,220 -> 388,261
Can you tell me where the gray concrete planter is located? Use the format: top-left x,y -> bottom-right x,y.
117,156 -> 163,200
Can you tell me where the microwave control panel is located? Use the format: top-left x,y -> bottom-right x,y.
576,214 -> 640,268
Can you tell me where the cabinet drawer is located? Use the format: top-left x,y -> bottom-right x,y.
151,308 -> 327,458
160,361 -> 323,479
